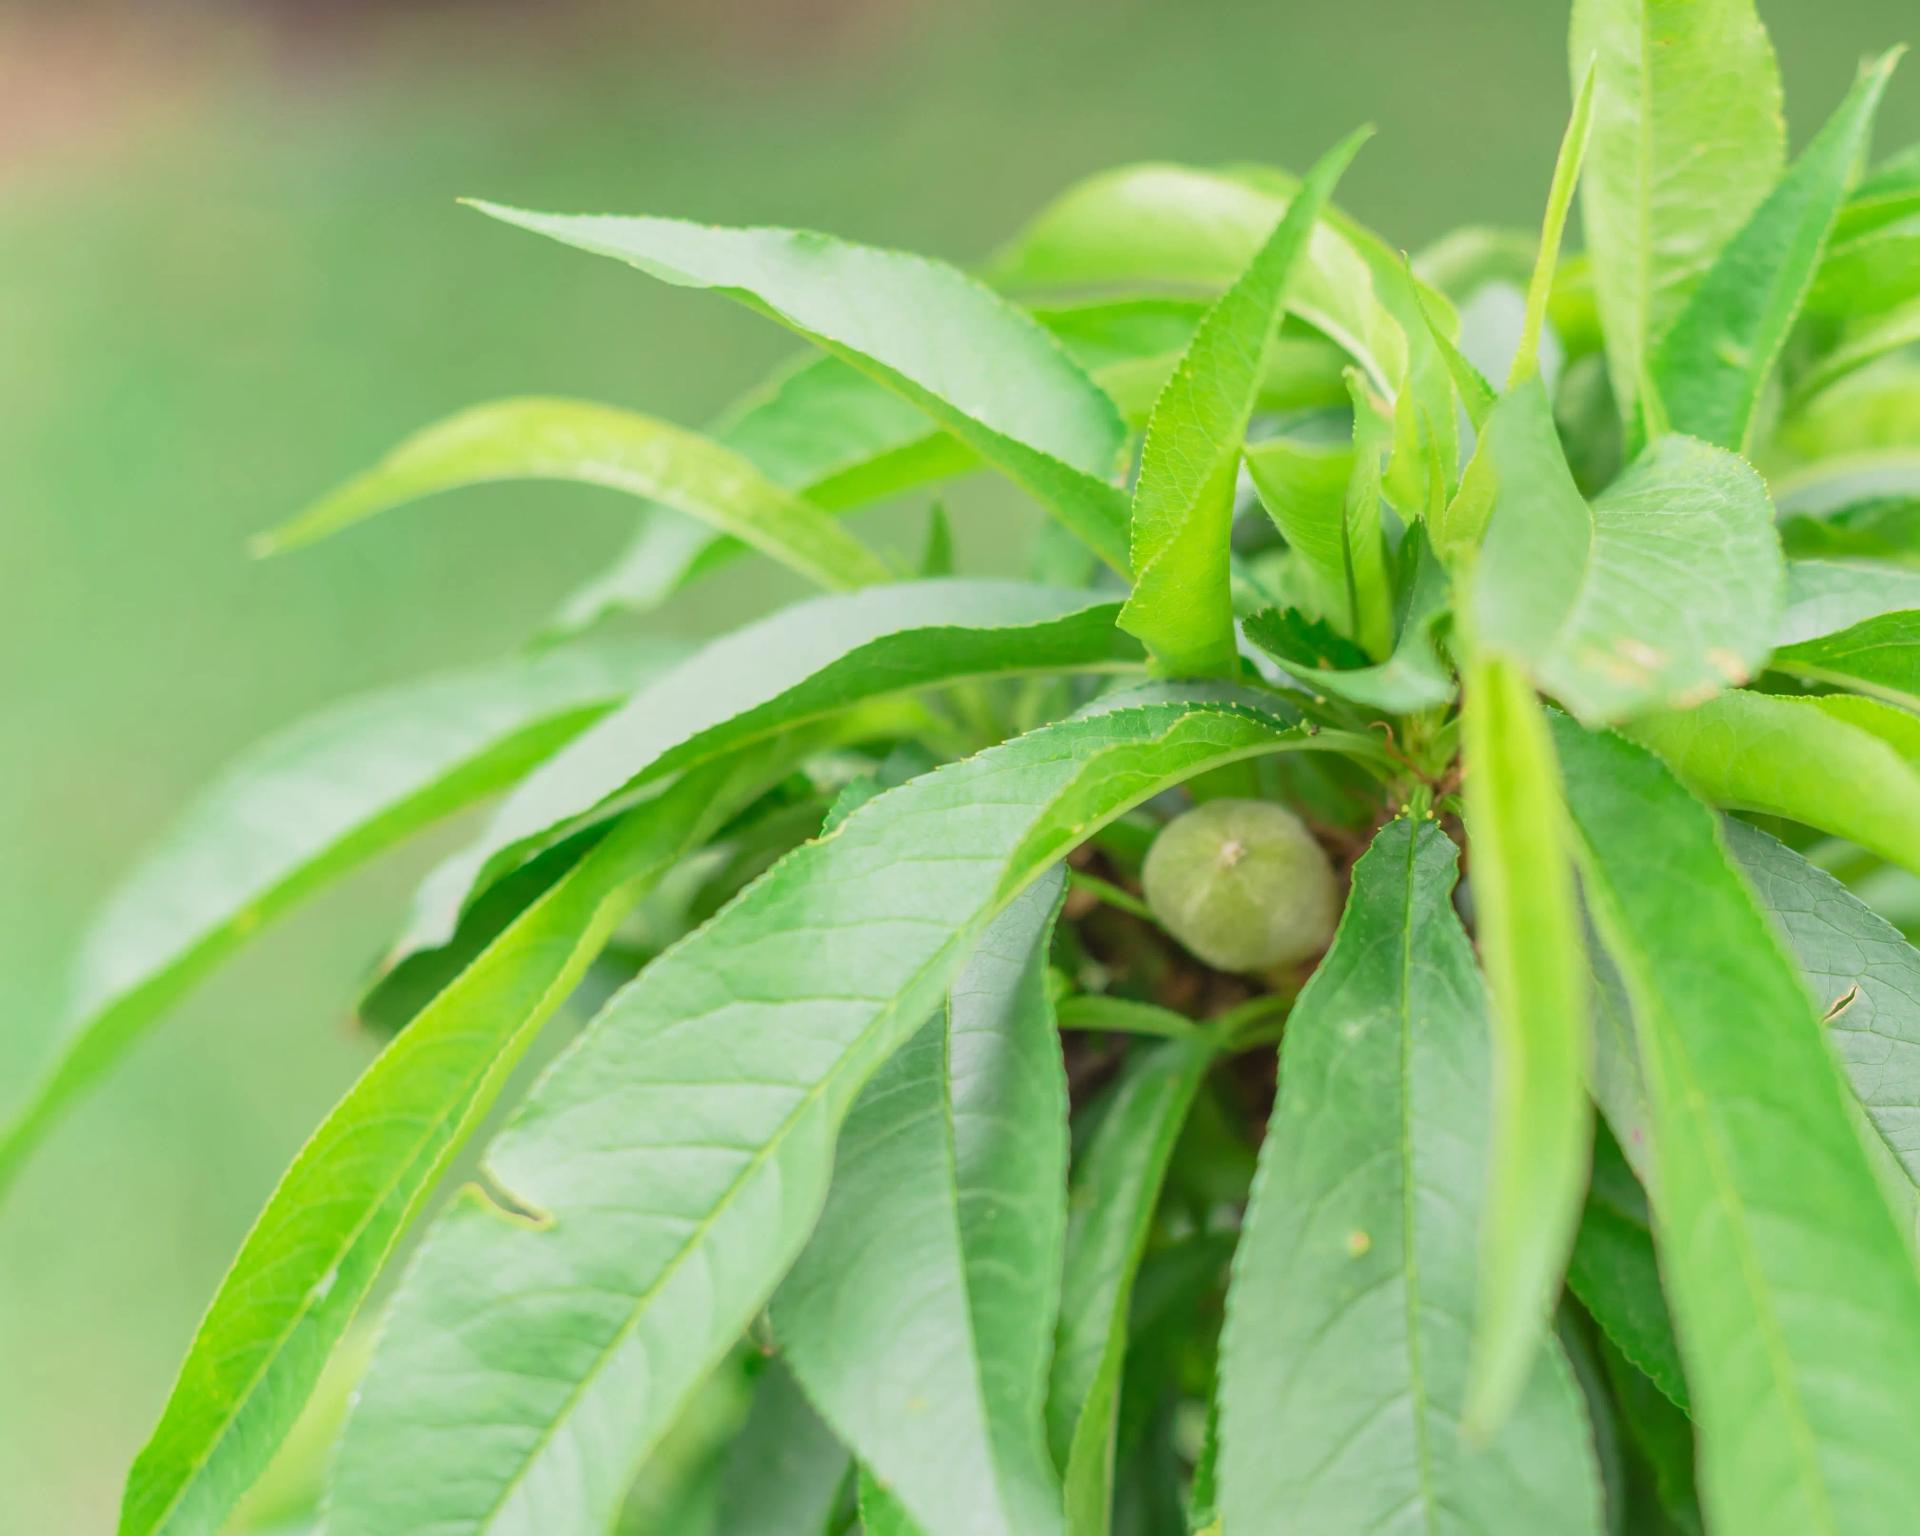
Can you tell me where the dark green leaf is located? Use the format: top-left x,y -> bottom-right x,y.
774,875 -> 1070,1536
1566,1123 -> 1689,1412
1047,1035 -> 1214,1536
1215,819 -> 1603,1534
324,701 -> 1361,1536
1653,52 -> 1901,451
1554,717 -> 1920,1535
713,1359 -> 849,1536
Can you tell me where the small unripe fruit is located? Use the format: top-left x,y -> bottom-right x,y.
1141,799 -> 1338,973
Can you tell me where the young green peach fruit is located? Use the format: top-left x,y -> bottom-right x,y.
1141,798 -> 1338,973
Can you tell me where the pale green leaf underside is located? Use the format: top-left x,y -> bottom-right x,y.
1217,817 -> 1602,1534
117,757 -> 772,1536
325,701 -> 1350,1536
467,203 -> 1132,568
394,582 -> 1141,957
1555,717 -> 1920,1536
0,641 -> 673,1199
259,397 -> 892,591
1728,819 -> 1920,1213
774,875 -> 1069,1536
1570,0 -> 1784,420
1653,52 -> 1899,451
1625,690 -> 1920,875
1459,653 -> 1591,1434
1120,129 -> 1367,678
1472,377 -> 1781,722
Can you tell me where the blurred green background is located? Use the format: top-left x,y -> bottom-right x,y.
2,0 -> 1914,1527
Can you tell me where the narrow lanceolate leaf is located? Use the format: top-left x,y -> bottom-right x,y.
1566,1124 -> 1689,1413
397,582 -> 1142,955
1511,61 -> 1596,387
1119,129 -> 1368,677
987,163 -> 1414,400
0,642 -> 671,1199
1553,718 -> 1920,1536
1570,0 -> 1784,423
713,1358 -> 849,1536
467,203 -> 1133,568
1624,690 -> 1920,875
118,757 -> 768,1536
258,398 -> 891,591
1767,560 -> 1920,708
1047,1035 -> 1214,1536
555,353 -> 971,632
1653,52 -> 1902,452
1470,376 -> 1781,722
1216,819 -> 1603,1535
1727,818 -> 1920,1213
326,702 -> 1361,1536
774,874 -> 1070,1536
1460,654 -> 1591,1435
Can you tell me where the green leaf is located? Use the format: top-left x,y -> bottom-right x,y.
1792,294 -> 1920,406
1215,818 -> 1603,1534
1244,434 -> 1353,619
467,203 -> 1133,569
1726,818 -> 1920,1220
1570,0 -> 1784,425
773,874 -> 1070,1536
1511,61 -> 1597,388
1767,557 -> 1920,713
987,163 -> 1416,399
1623,690 -> 1920,875
1594,1335 -> 1704,1536
1047,1035 -> 1214,1536
259,397 -> 892,591
1566,1124 -> 1689,1413
324,701 -> 1361,1536
395,582 -> 1143,956
1652,52 -> 1902,452
116,755 -> 773,1536
1242,525 -> 1454,715
1469,376 -> 1781,722
713,1358 -> 849,1536
554,353 -> 972,632
1119,129 -> 1369,678
0,642 -> 672,1199
1459,654 -> 1591,1435
1809,215 -> 1920,317
1552,716 -> 1920,1535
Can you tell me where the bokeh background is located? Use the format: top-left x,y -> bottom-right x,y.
3,0 -> 1915,1528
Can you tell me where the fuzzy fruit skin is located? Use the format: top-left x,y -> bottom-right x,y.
1141,799 -> 1338,973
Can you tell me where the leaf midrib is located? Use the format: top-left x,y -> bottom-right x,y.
1394,824 -> 1442,1536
